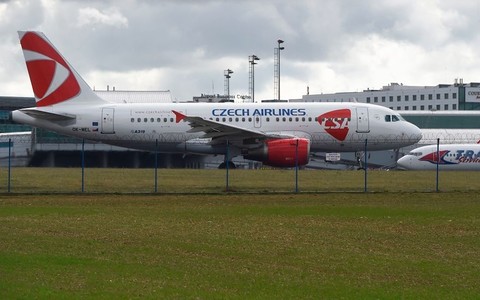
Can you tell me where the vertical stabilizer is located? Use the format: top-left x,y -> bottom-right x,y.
18,31 -> 109,106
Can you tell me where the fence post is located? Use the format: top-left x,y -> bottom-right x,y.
81,139 -> 85,193
155,139 -> 158,193
8,138 -> 11,193
295,139 -> 299,193
436,138 -> 440,192
225,140 -> 229,192
364,139 -> 368,193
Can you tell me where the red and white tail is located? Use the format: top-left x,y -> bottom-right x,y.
18,31 -> 108,107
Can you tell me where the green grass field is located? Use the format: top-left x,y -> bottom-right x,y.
1,169 -> 480,298
0,167 -> 478,193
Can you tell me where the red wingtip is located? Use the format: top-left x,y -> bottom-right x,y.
172,110 -> 186,123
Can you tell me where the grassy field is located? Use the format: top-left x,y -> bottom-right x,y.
0,167 -> 478,193
0,169 -> 480,298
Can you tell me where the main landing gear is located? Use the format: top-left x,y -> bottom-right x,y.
218,161 -> 236,169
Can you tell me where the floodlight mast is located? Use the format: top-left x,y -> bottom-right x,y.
249,55 -> 260,102
274,39 -> 284,101
224,69 -> 234,101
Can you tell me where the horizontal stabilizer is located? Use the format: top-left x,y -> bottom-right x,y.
19,108 -> 76,121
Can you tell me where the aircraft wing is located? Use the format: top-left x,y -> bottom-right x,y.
172,110 -> 294,141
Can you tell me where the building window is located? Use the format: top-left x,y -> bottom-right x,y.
413,106 -> 417,110
382,96 -> 386,102
436,104 -> 441,110
444,104 -> 449,110
374,96 -> 378,103
420,94 -> 425,100
453,104 -> 457,110
436,94 -> 441,100
444,93 -> 449,99
413,95 -> 417,101
389,96 -> 393,102
453,93 -> 457,99
396,95 -> 401,101
420,105 -> 425,110
428,105 -> 433,110
366,97 -> 371,103
429,94 -> 433,100
405,95 -> 409,101
397,106 -> 401,110
405,106 -> 409,110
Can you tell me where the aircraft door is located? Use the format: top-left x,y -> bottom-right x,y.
356,107 -> 370,133
101,108 -> 115,134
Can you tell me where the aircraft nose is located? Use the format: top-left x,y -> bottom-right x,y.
396,155 -> 410,170
408,123 -> 422,143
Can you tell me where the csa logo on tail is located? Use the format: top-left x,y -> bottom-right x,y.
318,109 -> 351,141
19,32 -> 80,106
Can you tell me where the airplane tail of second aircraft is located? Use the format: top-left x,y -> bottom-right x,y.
18,31 -> 109,107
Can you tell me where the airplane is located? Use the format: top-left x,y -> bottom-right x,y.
397,144 -> 480,170
10,31 -> 422,168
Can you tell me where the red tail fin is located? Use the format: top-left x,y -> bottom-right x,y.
18,31 -> 106,106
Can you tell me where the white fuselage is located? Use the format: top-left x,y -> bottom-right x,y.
12,101 -> 422,155
397,144 -> 480,170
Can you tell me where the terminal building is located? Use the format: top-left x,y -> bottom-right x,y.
297,80 -> 480,111
2,81 -> 480,169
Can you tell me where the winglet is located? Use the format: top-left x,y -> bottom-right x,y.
172,110 -> 186,123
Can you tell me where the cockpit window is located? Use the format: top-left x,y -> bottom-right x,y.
384,114 -> 405,122
408,151 -> 422,157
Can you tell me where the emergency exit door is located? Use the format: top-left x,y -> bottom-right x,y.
101,108 -> 115,134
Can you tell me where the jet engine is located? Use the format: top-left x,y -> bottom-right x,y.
243,138 -> 310,167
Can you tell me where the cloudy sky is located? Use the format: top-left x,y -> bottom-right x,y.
1,0 -> 480,101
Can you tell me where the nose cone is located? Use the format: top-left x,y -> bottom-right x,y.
408,123 -> 423,144
396,155 -> 411,170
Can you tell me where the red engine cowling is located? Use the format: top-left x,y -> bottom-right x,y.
243,138 -> 310,167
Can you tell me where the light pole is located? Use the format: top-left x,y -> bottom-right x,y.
224,69 -> 233,101
249,55 -> 260,102
274,39 -> 284,101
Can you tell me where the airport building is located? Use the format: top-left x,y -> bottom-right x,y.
297,80 -> 480,112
